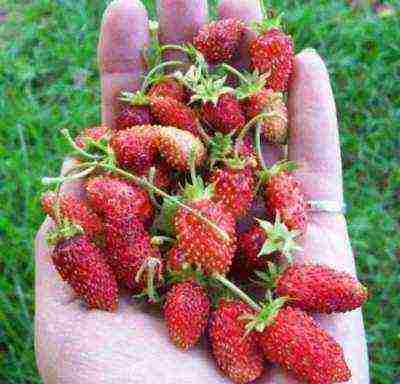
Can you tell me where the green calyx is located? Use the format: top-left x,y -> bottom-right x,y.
253,261 -> 283,290
258,160 -> 298,182
208,133 -> 233,166
119,91 -> 150,106
220,64 -> 270,100
242,293 -> 287,334
251,13 -> 283,36
256,214 -> 302,263
46,218 -> 84,245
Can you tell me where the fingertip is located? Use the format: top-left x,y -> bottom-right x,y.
98,0 -> 150,127
157,0 -> 208,61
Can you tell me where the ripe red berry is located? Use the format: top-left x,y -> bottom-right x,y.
276,264 -> 368,313
150,96 -> 200,137
264,164 -> 308,232
166,246 -> 187,272
257,306 -> 351,384
202,93 -> 245,134
53,235 -> 118,311
148,77 -> 188,103
174,199 -> 237,275
115,104 -> 152,131
210,166 -> 255,219
242,88 -> 288,143
104,216 -> 163,298
41,191 -> 103,240
86,176 -> 154,227
249,27 -> 294,92
110,125 -> 159,173
164,281 -> 210,349
209,299 -> 264,384
193,18 -> 245,64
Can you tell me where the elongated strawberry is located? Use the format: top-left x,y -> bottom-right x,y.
148,77 -> 188,103
249,18 -> 294,92
193,18 -> 245,64
242,88 -> 288,143
104,215 -> 163,301
253,303 -> 351,384
41,191 -> 103,240
209,299 -> 264,384
110,125 -> 159,173
210,165 -> 255,219
164,281 -> 210,349
115,104 -> 152,131
173,167 -> 237,275
263,162 -> 308,232
86,176 -> 153,227
120,91 -> 199,136
202,93 -> 246,134
157,126 -> 206,172
75,126 -> 110,149
53,234 -> 118,311
276,264 -> 368,313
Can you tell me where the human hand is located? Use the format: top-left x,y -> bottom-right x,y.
35,0 -> 370,383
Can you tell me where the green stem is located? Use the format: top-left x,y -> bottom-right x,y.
101,164 -> 231,243
161,44 -> 191,56
220,63 -> 249,84
42,166 -> 97,185
196,121 -> 211,143
61,129 -> 100,160
255,122 -> 267,171
213,273 -> 261,312
148,167 -> 162,209
141,60 -> 183,92
151,236 -> 175,246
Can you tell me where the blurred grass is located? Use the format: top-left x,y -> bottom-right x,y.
0,0 -> 399,383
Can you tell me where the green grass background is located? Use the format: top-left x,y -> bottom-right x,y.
0,0 -> 399,382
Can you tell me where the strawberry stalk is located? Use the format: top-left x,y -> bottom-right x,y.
135,256 -> 163,303
61,129 -> 101,160
220,63 -> 250,85
101,164 -> 231,243
151,236 -> 175,246
213,272 -> 261,312
255,122 -> 267,170
42,165 -> 97,186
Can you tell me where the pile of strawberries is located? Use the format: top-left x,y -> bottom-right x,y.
41,13 -> 368,384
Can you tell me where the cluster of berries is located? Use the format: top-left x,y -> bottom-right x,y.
41,14 -> 368,384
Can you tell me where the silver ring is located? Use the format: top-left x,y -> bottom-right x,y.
307,200 -> 347,214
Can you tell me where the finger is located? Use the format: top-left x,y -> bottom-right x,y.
218,0 -> 262,70
283,49 -> 370,383
288,49 -> 344,204
157,0 -> 208,62
99,0 -> 149,129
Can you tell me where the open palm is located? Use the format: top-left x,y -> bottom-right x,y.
35,1 -> 369,383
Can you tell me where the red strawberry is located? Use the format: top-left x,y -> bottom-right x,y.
150,160 -> 174,190
234,134 -> 254,159
120,91 -> 200,137
104,216 -> 163,300
53,234 -> 118,311
115,104 -> 152,131
249,24 -> 294,92
242,88 -> 288,143
276,263 -> 368,313
157,126 -> 206,172
209,299 -> 264,384
256,305 -> 351,384
202,93 -> 245,134
86,176 -> 154,227
110,125 -> 159,173
166,246 -> 187,272
193,18 -> 245,64
148,77 -> 188,103
41,191 -> 103,240
210,166 -> 255,218
174,191 -> 237,275
75,126 -> 110,149
263,162 -> 308,232
164,281 -> 210,349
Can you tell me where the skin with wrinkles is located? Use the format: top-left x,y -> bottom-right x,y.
35,1 -> 369,383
